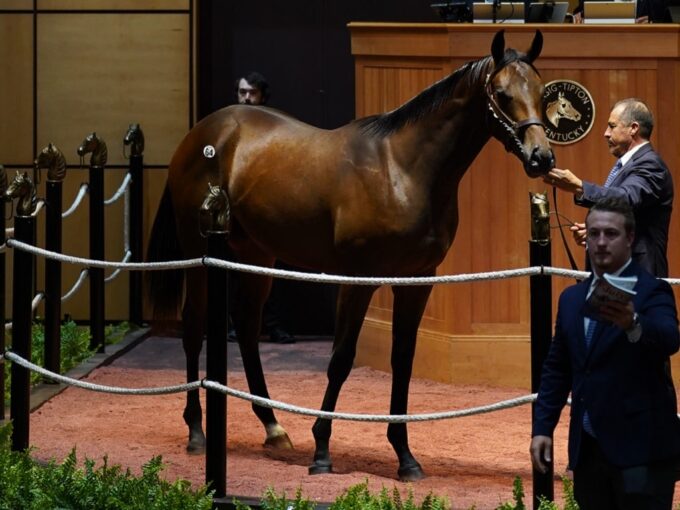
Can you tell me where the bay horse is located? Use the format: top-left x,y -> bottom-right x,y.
147,30 -> 555,481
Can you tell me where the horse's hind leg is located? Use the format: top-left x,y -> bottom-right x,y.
232,269 -> 293,449
182,267 -> 208,453
309,284 -> 377,475
387,284 -> 432,481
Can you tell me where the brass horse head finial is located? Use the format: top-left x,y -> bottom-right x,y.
529,191 -> 550,243
35,142 -> 67,182
77,131 -> 108,167
199,182 -> 230,236
6,171 -> 37,216
123,123 -> 145,157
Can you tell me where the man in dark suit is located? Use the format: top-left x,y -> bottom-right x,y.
544,98 -> 673,277
530,197 -> 680,509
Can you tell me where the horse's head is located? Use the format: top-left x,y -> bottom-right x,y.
77,131 -> 108,167
123,123 -> 145,157
35,142 -> 67,182
486,30 -> 554,178
6,171 -> 36,216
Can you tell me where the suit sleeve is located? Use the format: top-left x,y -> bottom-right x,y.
636,278 -> 680,357
576,152 -> 669,210
532,297 -> 573,437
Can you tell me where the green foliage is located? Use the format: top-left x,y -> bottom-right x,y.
328,480 -> 449,510
0,422 -> 214,510
3,320 -> 129,404
495,476 -> 526,510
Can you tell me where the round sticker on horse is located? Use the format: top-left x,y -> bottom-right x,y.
542,79 -> 595,145
147,29 -> 554,482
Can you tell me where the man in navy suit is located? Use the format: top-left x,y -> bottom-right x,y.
530,197 -> 680,509
544,98 -> 674,277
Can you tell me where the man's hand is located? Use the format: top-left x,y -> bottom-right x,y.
543,168 -> 584,195
530,435 -> 553,473
570,222 -> 586,246
597,300 -> 636,331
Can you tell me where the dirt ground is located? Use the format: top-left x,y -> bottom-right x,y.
26,336 -> 679,509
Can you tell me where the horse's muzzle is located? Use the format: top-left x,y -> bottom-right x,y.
524,145 -> 555,178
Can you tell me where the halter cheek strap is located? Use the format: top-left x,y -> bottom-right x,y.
485,73 -> 545,136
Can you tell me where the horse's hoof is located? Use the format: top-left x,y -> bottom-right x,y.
398,463 -> 425,482
308,461 -> 333,475
264,434 -> 294,449
186,441 -> 206,455
264,424 -> 294,449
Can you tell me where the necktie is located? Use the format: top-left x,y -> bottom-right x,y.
604,159 -> 623,188
582,318 -> 598,436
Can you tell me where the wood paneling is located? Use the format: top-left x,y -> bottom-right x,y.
37,0 -> 189,10
0,4 -> 192,321
351,23 -> 680,388
0,14 -> 33,164
37,13 -> 190,167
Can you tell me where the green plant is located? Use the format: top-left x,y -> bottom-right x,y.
3,320 -> 130,405
0,422 -> 214,510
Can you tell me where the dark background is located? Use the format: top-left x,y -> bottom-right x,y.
196,1 -> 441,336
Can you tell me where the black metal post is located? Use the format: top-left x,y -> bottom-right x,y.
128,153 -> 143,325
530,238 -> 554,508
205,230 -> 228,498
89,165 -> 105,352
10,215 -> 36,451
44,180 -> 62,378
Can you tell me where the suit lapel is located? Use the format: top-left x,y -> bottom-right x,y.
611,144 -> 652,187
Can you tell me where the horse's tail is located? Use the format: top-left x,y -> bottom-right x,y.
146,185 -> 184,320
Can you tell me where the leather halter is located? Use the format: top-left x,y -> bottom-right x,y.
484,70 -> 544,157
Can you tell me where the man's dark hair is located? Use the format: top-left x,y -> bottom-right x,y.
235,71 -> 270,104
613,98 -> 654,139
586,197 -> 636,234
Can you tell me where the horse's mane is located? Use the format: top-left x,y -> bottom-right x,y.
356,49 -> 533,137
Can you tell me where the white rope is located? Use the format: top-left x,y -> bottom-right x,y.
31,292 -> 44,311
6,239 -> 202,271
202,380 -> 538,423
31,200 -> 45,217
123,184 -> 130,253
105,250 -> 132,283
4,351 -> 201,395
61,268 -> 89,302
62,183 -> 89,218
4,349 -> 536,421
6,239 -> 680,288
5,227 -> 13,236
104,173 -> 131,206
4,293 -> 45,331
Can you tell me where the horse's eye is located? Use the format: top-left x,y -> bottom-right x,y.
495,89 -> 512,106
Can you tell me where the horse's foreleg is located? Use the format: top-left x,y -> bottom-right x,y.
388,284 -> 432,481
232,271 -> 293,450
309,284 -> 377,475
182,268 -> 208,454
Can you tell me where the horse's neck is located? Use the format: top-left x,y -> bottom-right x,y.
389,92 -> 491,186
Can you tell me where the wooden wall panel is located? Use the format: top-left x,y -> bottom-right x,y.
0,4 -> 192,321
37,0 -> 189,10
351,24 -> 680,388
37,13 -> 189,166
0,14 -> 33,164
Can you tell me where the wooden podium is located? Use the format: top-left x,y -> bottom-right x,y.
349,23 -> 680,388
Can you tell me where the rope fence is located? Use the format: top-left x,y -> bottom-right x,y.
3,239 -> 680,425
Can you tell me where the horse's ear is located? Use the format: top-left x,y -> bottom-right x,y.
491,30 -> 506,66
526,30 -> 543,63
